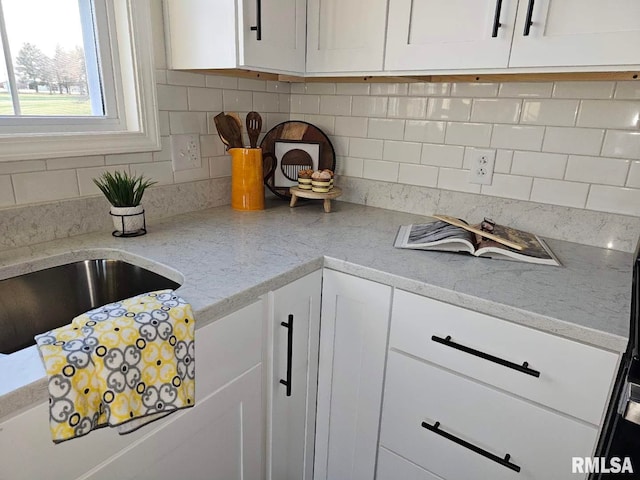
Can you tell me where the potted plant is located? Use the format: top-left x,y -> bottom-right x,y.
93,171 -> 156,236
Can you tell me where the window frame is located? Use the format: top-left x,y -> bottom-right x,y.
0,0 -> 160,162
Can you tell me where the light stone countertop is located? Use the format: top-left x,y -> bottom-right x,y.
0,200 -> 633,419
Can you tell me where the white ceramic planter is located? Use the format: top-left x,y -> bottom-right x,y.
110,205 -> 145,234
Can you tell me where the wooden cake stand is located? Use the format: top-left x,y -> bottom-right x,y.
289,186 -> 342,213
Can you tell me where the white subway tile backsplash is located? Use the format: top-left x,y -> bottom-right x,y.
252,92 -> 280,112
169,112 -> 208,135
209,155 -> 232,178
336,83 -> 371,95
76,166 -> 126,196
223,89 -> 253,112
370,83 -> 408,96
350,138 -> 384,159
437,168 -> 481,193
205,75 -> 238,89
577,100 -> 640,129
543,127 -> 605,155
521,100 -> 579,126
46,155 -> 104,171
450,83 -> 498,97
552,81 -> 615,99
426,98 -> 471,121
279,94 -> 291,113
159,111 -> 170,136
297,83 -> 337,95
587,185 -> 640,216
602,131 -> 640,160
404,120 -> 446,144
352,96 -> 388,117
388,97 -> 427,119
627,162 -> 640,188
471,99 -> 521,124
237,78 -> 266,91
511,151 -> 567,179
157,84 -> 188,111
187,87 -> 223,112
462,147 -> 495,170
331,136 -> 350,157
166,70 -> 205,87
498,82 -> 553,98
266,81 -> 290,93
422,144 -> 464,168
265,113 -> 290,131
491,125 -> 544,151
13,170 -> 79,204
363,159 -> 399,181
398,164 -> 438,187
106,152 -> 153,166
615,82 -> 640,100
565,155 -> 630,186
290,94 -> 320,114
383,140 -> 422,164
335,117 -> 368,138
303,114 -> 335,135
530,178 -> 589,208
409,83 -> 450,96
0,176 -> 14,206
481,174 -> 532,201
494,149 -> 514,173
131,162 -> 174,186
337,157 -> 364,177
320,95 -> 352,116
200,135 -> 226,158
153,136 -> 171,161
368,118 -> 405,140
445,122 -> 492,147
173,163 -> 210,183
0,160 -> 46,175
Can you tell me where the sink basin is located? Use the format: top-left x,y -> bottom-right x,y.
0,259 -> 181,354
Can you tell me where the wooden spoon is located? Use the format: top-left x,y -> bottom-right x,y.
228,112 -> 243,143
246,111 -> 262,148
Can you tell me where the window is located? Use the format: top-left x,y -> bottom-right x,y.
0,0 -> 159,161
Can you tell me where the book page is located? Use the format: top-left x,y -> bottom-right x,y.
475,224 -> 560,265
407,221 -> 476,247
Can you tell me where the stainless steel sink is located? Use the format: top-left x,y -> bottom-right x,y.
0,259 -> 181,354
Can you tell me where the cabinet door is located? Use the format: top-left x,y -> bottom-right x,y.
268,271 -> 322,480
240,0 -> 306,73
85,365 -> 264,480
510,0 -> 640,67
306,0 -> 388,72
314,269 -> 392,480
385,0 -> 517,71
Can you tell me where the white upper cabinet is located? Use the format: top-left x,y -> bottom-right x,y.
164,0 -> 306,74
306,0 -> 389,73
509,0 -> 640,67
385,0 -> 518,71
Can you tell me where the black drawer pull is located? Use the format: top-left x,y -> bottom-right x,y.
421,421 -> 521,473
279,314 -> 293,396
491,0 -> 503,37
523,0 -> 535,36
431,335 -> 540,378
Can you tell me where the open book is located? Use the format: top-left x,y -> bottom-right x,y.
394,217 -> 560,266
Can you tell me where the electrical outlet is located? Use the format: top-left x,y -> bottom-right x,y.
170,134 -> 202,172
469,150 -> 496,185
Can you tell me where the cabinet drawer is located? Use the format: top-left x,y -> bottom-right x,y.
377,447 -> 442,480
380,351 -> 596,480
390,290 -> 618,425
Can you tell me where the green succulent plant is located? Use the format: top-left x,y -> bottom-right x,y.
93,171 -> 156,207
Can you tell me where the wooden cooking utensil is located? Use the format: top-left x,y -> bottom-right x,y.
214,112 -> 243,149
246,111 -> 262,148
228,112 -> 243,138
432,214 -> 525,251
280,148 -> 313,181
212,114 -> 230,149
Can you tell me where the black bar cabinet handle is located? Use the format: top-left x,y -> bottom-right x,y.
250,0 -> 262,40
431,335 -> 540,378
421,421 -> 521,473
279,314 -> 293,397
491,0 -> 503,37
523,0 -> 535,36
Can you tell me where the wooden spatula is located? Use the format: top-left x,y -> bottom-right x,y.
246,111 -> 262,148
432,214 -> 525,251
213,112 -> 243,149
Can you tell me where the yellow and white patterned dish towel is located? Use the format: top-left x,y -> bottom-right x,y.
35,289 -> 195,443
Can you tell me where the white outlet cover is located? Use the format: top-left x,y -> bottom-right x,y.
171,134 -> 202,172
469,149 -> 496,185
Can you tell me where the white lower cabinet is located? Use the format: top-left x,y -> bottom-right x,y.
267,271 -> 322,480
0,301 -> 265,480
377,447 -> 443,480
313,269 -> 392,480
